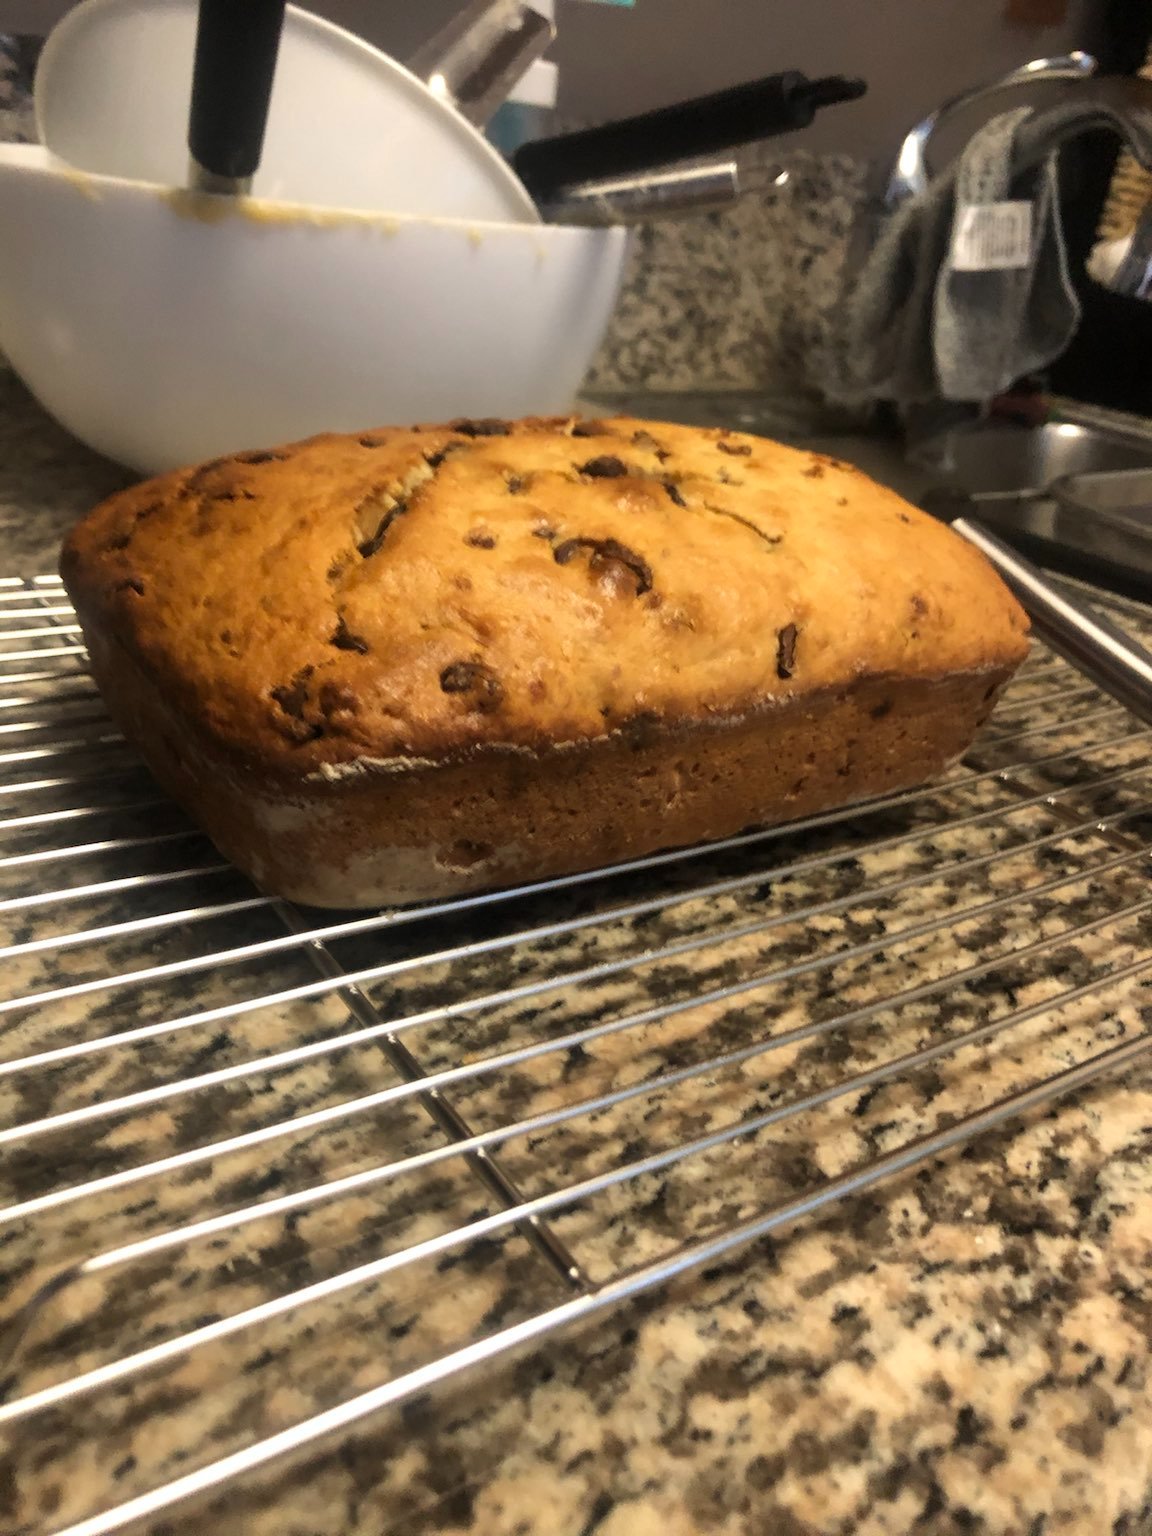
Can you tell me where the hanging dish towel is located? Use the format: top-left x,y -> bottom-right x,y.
833,104 -> 1080,404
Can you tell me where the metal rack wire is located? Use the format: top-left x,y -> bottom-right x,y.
3,572 -> 1152,1536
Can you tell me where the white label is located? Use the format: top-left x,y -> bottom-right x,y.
950,201 -> 1033,272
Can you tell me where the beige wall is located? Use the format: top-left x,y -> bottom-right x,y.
546,0 -> 1097,156
4,0 -> 1098,160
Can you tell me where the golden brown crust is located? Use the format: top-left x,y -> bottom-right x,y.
61,416 -> 1030,782
78,616 -> 1018,908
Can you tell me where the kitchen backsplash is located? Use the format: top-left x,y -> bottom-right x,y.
0,32 -> 38,142
584,144 -> 871,412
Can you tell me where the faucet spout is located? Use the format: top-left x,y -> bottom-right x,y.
886,51 -> 1097,209
1008,74 -> 1152,176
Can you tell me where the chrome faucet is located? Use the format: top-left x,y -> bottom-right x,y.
884,51 -> 1097,210
846,53 -> 1113,285
835,64 -> 1152,417
881,59 -> 1152,220
1000,72 -> 1152,177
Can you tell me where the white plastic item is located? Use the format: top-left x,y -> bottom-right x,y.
0,146 -> 628,475
507,0 -> 558,107
35,0 -> 538,222
1086,235 -> 1131,288
507,59 -> 559,109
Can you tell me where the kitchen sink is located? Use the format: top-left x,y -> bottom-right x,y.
908,418 -> 1152,496
911,413 -> 1152,602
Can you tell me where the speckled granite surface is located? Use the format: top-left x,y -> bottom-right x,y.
0,34 -> 39,147
585,148 -> 871,416
4,380 -> 1152,1535
0,368 -> 131,569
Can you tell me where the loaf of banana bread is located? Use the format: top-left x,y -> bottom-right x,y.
60,415 -> 1029,907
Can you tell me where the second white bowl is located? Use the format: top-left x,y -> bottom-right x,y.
36,0 -> 538,223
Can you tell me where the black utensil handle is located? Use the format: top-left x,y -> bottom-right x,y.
954,517 -> 1152,726
513,72 -> 865,199
188,0 -> 287,181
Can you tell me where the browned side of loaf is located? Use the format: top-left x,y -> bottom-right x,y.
81,618 -> 1013,908
62,414 -> 1030,907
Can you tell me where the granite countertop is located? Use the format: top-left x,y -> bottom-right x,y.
5,376 -> 1152,1536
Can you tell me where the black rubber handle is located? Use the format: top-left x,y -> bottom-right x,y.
513,72 -> 866,200
188,0 -> 287,181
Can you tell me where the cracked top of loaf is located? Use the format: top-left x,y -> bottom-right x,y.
60,415 -> 1030,776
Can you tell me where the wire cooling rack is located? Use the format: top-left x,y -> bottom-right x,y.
3,572 -> 1152,1535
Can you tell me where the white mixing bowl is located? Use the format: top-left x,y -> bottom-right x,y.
0,145 -> 629,475
36,0 -> 539,223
